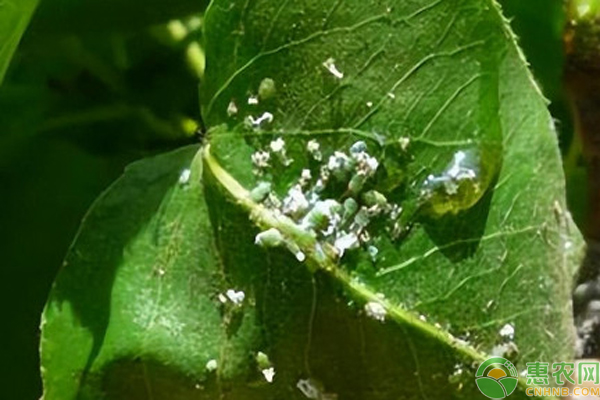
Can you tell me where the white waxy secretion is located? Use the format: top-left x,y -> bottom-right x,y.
499,323 -> 515,340
306,139 -> 322,161
227,100 -> 238,116
247,112 -> 273,127
206,359 -> 218,371
364,301 -> 387,322
219,289 -> 245,306
225,289 -> 245,305
262,367 -> 275,383
251,150 -> 271,169
334,232 -> 359,257
282,185 -> 310,217
297,378 -> 320,399
322,58 -> 344,79
270,137 -> 285,152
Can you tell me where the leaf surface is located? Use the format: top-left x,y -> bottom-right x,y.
41,0 -> 583,399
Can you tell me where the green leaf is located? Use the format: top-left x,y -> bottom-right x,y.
199,0 -> 582,396
41,146 -> 226,399
0,0 -> 38,85
41,0 -> 583,399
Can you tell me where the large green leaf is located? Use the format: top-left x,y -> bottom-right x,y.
41,0 -> 583,399
0,0 -> 38,85
40,146 -> 251,399
199,0 -> 582,394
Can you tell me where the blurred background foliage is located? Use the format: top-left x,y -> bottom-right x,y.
1,2 -> 206,397
0,0 -> 585,398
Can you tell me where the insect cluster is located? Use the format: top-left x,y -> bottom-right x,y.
252,137 -> 409,264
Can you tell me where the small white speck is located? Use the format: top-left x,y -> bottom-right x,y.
452,364 -> 464,376
218,293 -> 228,303
322,58 -> 344,79
225,289 -> 245,305
247,112 -> 274,127
179,168 -> 191,185
387,92 -> 396,99
270,137 -> 285,153
398,137 -> 410,151
366,101 -> 373,107
327,151 -> 351,171
306,139 -> 322,161
227,100 -> 238,116
307,140 -> 319,151
368,245 -> 378,261
364,301 -> 386,322
248,95 -> 259,105
499,323 -> 515,340
301,169 -> 312,182
262,367 -> 275,383
364,155 -> 379,174
565,240 -> 573,250
206,359 -> 218,371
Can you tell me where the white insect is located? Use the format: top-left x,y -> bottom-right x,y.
178,168 -> 191,185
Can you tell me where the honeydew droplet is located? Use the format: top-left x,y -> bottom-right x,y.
420,148 -> 492,217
